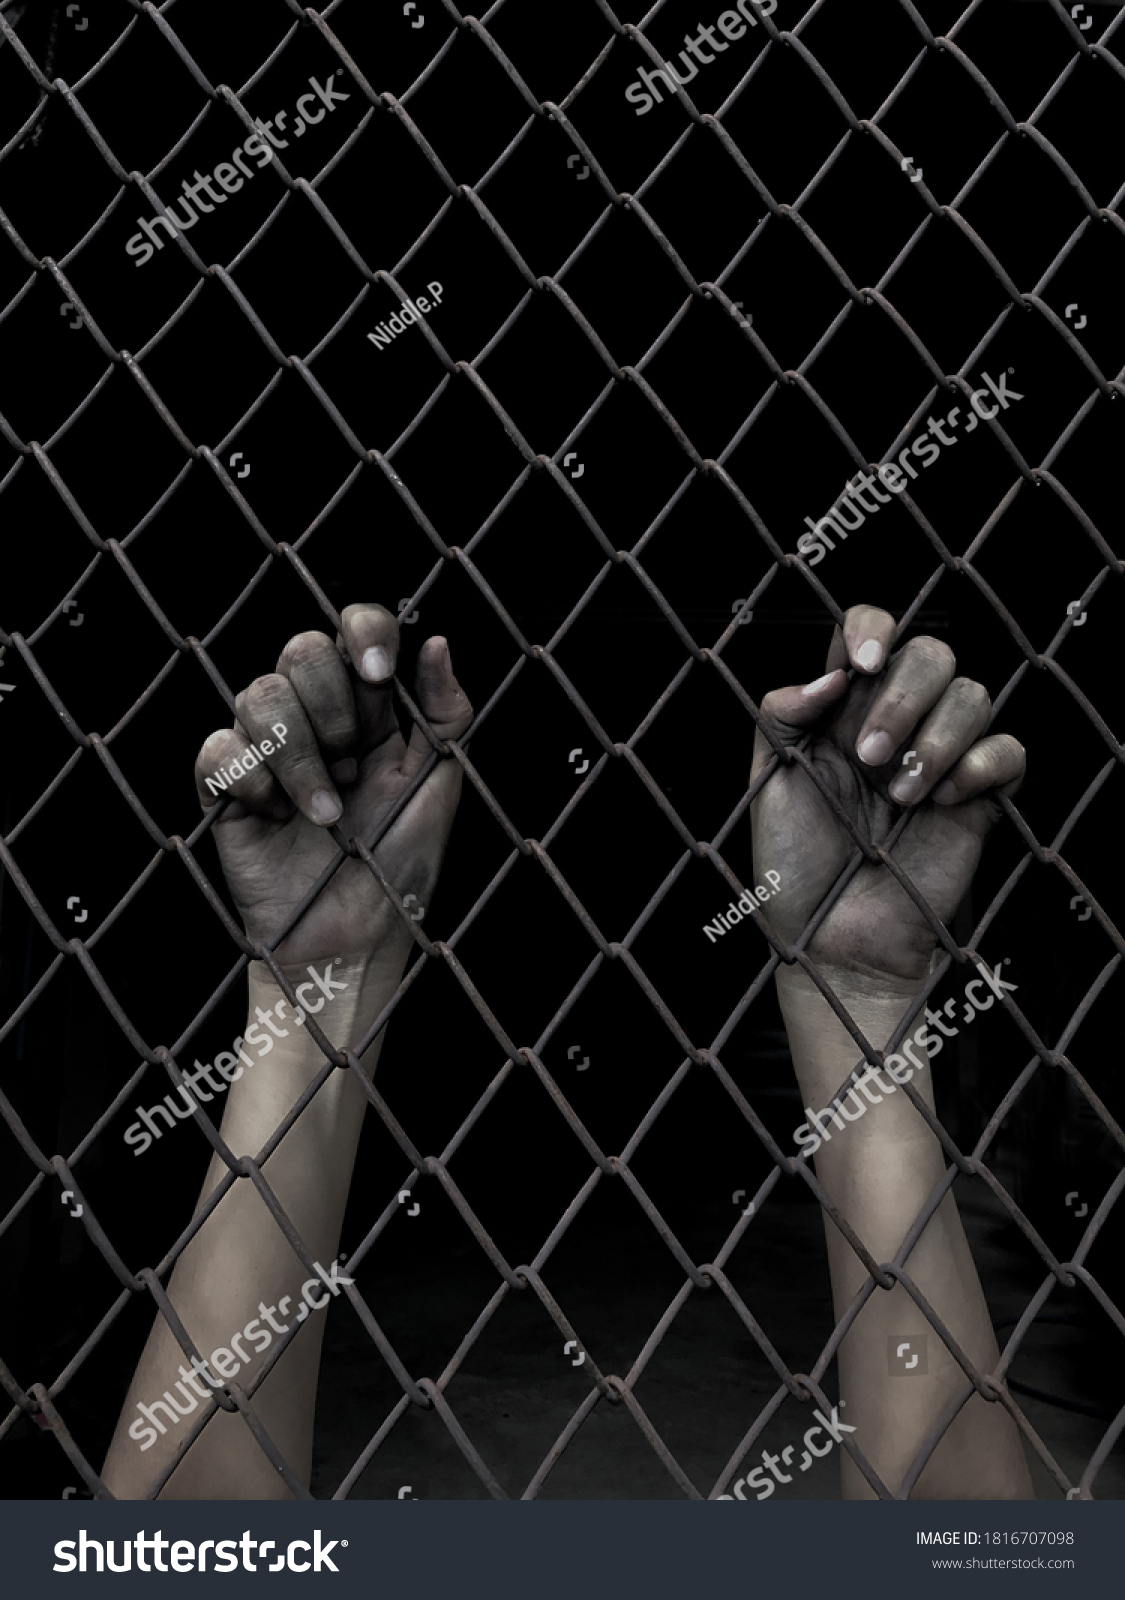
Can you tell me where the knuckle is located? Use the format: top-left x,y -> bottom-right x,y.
198,729 -> 235,763
848,603 -> 893,628
277,755 -> 326,791
280,631 -> 335,672
952,676 -> 991,714
237,674 -> 291,717
342,601 -> 394,631
907,636 -> 956,676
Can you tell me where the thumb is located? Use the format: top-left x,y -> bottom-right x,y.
751,669 -> 849,782
401,636 -> 473,780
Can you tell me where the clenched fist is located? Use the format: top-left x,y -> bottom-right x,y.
752,603 -> 1025,990
194,603 -> 473,968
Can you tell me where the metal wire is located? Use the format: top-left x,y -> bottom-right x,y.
0,0 -> 1122,1502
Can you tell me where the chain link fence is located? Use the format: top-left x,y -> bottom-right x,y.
0,0 -> 1122,1501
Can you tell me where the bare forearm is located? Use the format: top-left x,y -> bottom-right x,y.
102,952 -> 402,1499
778,964 -> 949,1245
776,965 -> 1032,1499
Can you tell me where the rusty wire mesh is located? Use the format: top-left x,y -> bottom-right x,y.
1,0 -> 1123,1502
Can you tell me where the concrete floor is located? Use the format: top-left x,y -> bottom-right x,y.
310,1180 -> 1124,1501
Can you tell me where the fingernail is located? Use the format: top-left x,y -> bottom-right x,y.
889,771 -> 922,804
310,788 -> 342,826
856,639 -> 883,672
802,671 -> 837,696
932,778 -> 958,805
362,646 -> 393,682
858,730 -> 894,765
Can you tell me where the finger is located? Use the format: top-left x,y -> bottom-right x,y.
401,636 -> 474,780
750,667 -> 850,781
338,602 -> 399,686
883,677 -> 991,806
853,636 -> 956,769
194,723 -> 285,815
931,733 -> 1026,807
834,604 -> 897,676
275,630 -> 359,761
336,602 -> 403,759
235,674 -> 342,827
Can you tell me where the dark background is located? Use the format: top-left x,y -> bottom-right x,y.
0,0 -> 1122,1499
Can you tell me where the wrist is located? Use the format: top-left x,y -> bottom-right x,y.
775,963 -> 939,1143
776,956 -> 925,1004
243,950 -> 406,1077
775,962 -> 923,1067
193,953 -> 404,1173
249,948 -> 391,999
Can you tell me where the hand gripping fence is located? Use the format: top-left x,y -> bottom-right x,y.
0,0 -> 1122,1502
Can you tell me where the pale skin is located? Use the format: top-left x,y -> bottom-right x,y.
752,603 -> 1033,1499
101,604 -> 472,1499
103,599 -> 1031,1499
